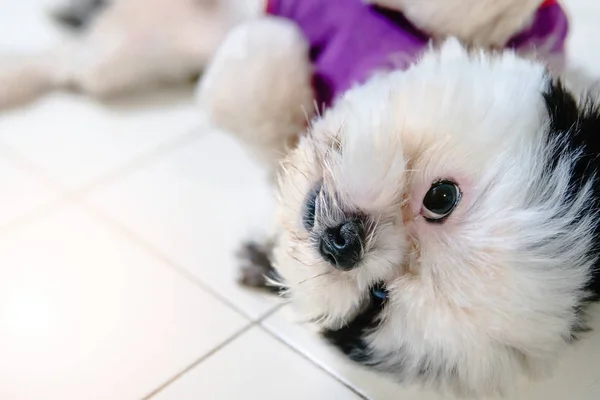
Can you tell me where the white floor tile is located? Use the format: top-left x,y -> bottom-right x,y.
150,327 -> 362,400
0,90 -> 199,188
263,305 -> 600,400
0,150 -> 58,228
88,131 -> 282,320
0,206 -> 248,400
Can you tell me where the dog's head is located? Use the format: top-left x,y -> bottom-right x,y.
273,40 -> 600,396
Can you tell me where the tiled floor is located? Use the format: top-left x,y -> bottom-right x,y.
0,1 -> 599,399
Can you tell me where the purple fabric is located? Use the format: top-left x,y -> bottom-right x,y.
267,0 -> 569,108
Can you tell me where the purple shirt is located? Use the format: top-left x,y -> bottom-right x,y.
266,0 -> 568,109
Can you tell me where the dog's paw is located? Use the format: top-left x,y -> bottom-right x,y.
237,241 -> 282,294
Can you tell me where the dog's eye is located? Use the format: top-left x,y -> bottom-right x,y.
302,184 -> 321,230
422,181 -> 461,222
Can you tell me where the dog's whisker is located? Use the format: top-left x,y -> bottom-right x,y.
297,271 -> 332,285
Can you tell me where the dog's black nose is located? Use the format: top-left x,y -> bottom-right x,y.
319,221 -> 363,271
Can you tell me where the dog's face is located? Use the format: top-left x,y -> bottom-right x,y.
273,41 -> 600,396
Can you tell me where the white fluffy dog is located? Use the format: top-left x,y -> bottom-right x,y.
4,0 -> 597,397
233,40 -> 600,397
195,2 -> 599,397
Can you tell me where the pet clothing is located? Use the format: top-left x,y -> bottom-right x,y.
266,0 -> 568,107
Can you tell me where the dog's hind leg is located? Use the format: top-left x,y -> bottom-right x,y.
0,0 -> 237,110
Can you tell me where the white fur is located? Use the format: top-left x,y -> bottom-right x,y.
273,40 -> 594,397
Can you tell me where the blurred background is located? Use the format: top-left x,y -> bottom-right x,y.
0,1 -> 598,400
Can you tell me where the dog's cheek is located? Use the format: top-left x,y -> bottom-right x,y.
380,278 -> 531,396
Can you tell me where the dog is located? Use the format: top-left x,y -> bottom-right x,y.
239,40 -> 600,397
192,1 -> 600,396
6,0 -> 597,396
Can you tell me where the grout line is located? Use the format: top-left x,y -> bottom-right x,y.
0,123 -> 206,201
258,325 -> 370,400
141,323 -> 255,400
0,140 -> 70,191
68,128 -> 204,198
143,304 -> 287,400
0,195 -> 71,237
0,128 -> 203,237
256,302 -> 287,322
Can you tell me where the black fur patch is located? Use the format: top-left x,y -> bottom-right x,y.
237,241 -> 283,294
321,283 -> 387,366
543,78 -> 600,301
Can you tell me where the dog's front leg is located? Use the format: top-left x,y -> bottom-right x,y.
197,17 -> 315,175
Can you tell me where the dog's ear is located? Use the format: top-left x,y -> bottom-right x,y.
543,78 -> 600,152
543,78 -> 600,301
543,79 -> 582,135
